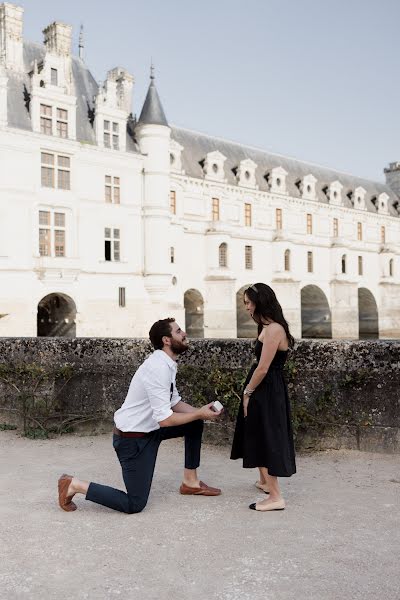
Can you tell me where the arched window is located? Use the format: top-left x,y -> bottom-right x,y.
341,254 -> 346,274
284,249 -> 290,271
219,242 -> 227,267
389,258 -> 394,277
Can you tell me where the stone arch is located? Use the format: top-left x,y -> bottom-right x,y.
236,285 -> 257,338
37,293 -> 76,337
301,285 -> 332,338
358,288 -> 379,339
184,289 -> 204,338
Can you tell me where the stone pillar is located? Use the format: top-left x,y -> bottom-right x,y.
204,276 -> 236,338
330,280 -> 359,339
271,277 -> 301,339
379,281 -> 400,338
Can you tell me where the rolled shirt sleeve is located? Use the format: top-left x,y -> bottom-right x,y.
170,381 -> 181,409
142,363 -> 175,423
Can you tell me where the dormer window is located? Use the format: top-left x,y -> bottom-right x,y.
266,167 -> 288,194
169,139 -> 184,173
202,151 -> 227,181
354,186 -> 367,211
236,159 -> 257,188
378,192 -> 389,215
40,104 -> 69,138
328,181 -> 343,205
51,68 -> 58,86
299,174 -> 317,200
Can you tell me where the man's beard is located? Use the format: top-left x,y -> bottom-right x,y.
170,339 -> 189,355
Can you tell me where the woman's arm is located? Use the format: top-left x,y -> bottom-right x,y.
243,324 -> 283,416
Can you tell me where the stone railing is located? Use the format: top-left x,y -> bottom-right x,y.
0,338 -> 399,453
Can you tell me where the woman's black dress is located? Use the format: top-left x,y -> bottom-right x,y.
230,340 -> 296,477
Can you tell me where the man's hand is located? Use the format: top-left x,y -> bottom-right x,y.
198,403 -> 223,421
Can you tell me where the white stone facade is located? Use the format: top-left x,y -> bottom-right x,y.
0,3 -> 399,340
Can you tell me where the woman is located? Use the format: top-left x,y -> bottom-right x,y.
230,283 -> 296,511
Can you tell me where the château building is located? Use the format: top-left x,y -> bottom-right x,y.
0,3 -> 399,340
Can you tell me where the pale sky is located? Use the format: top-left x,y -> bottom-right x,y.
16,0 -> 400,182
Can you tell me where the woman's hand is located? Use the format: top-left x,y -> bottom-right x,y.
243,393 -> 250,417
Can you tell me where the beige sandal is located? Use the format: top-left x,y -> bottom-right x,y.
255,480 -> 270,494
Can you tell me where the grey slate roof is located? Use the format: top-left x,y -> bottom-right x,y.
138,77 -> 168,127
5,41 -> 398,218
171,127 -> 400,217
6,41 -> 138,153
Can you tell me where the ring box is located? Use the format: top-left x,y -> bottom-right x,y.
211,400 -> 224,412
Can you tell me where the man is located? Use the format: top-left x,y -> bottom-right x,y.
58,318 -> 223,514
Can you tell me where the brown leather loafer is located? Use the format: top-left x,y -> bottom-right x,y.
179,480 -> 221,496
58,474 -> 77,512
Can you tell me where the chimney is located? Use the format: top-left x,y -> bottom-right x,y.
0,2 -> 24,71
43,21 -> 72,56
384,162 -> 400,199
107,67 -> 134,113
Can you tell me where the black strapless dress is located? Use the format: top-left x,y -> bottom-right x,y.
230,340 -> 296,477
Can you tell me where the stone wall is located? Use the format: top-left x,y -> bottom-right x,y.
0,338 -> 399,453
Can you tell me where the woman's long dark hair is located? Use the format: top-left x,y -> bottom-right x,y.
244,283 -> 295,348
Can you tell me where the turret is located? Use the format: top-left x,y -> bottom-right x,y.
135,67 -> 171,301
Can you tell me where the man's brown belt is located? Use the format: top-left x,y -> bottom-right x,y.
113,426 -> 149,438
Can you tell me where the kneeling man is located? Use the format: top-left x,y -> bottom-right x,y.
58,318 -> 223,513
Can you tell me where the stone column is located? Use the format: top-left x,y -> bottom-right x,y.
330,279 -> 359,339
271,277 -> 301,339
204,276 -> 236,338
379,281 -> 400,338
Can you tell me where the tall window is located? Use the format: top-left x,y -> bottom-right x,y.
245,245 -> 253,269
170,247 -> 175,264
39,210 -> 66,257
358,256 -> 363,276
244,203 -> 252,227
333,217 -> 339,237
357,222 -> 363,241
40,104 -> 52,135
118,287 -> 126,307
212,197 -> 220,221
307,213 -> 313,234
56,108 -> 68,138
341,254 -> 346,274
103,120 -> 119,149
284,249 -> 290,271
381,225 -> 386,244
51,68 -> 58,86
105,176 -> 120,204
40,104 -> 68,137
219,242 -> 227,267
307,251 -> 313,273
276,208 -> 282,230
170,190 -> 176,214
104,228 -> 120,261
389,258 -> 394,277
41,152 -> 70,190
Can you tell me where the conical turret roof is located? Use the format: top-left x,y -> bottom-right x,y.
138,67 -> 168,127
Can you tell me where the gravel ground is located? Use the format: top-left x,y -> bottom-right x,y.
0,431 -> 399,600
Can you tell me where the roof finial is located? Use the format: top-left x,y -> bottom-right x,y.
79,24 -> 84,61
150,58 -> 155,81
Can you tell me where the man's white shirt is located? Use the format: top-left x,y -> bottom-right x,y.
114,350 -> 181,432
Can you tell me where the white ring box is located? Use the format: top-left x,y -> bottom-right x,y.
211,400 -> 224,412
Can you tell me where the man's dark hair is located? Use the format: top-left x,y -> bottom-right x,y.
149,318 -> 175,350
